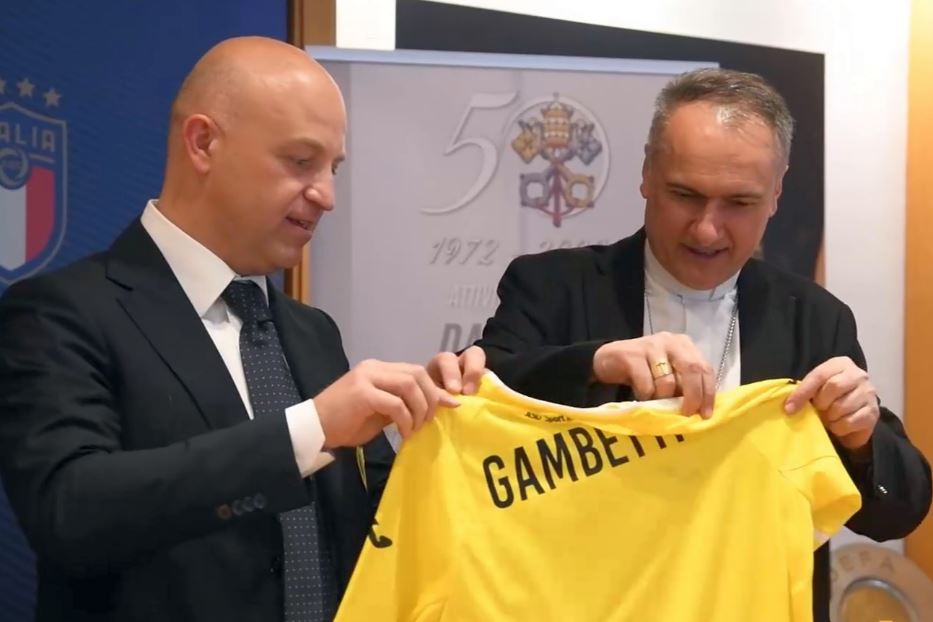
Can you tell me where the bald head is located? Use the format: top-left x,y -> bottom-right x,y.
170,36 -> 338,128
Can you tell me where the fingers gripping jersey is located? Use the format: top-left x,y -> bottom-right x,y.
336,376 -> 861,622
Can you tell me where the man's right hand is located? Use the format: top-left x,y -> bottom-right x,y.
593,332 -> 716,417
314,360 -> 460,448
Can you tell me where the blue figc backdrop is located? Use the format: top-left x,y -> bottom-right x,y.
0,2 -> 287,618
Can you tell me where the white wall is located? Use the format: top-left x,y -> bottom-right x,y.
334,0 -> 911,548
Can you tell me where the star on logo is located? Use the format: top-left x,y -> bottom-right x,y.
17,78 -> 35,98
43,88 -> 62,107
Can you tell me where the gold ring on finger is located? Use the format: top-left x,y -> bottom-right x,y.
651,359 -> 673,379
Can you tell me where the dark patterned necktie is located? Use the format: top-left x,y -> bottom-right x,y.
222,280 -> 337,622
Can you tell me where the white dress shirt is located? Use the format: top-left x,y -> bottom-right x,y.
643,242 -> 742,391
141,201 -> 332,476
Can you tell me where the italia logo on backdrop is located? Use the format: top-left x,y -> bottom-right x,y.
0,75 -> 67,284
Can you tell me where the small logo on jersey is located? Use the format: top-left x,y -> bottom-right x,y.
0,76 -> 67,284
367,518 -> 393,549
523,411 -> 572,424
510,94 -> 608,227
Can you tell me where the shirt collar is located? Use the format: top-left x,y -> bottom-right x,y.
140,200 -> 268,317
644,240 -> 739,302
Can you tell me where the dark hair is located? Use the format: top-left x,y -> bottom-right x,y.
647,68 -> 795,165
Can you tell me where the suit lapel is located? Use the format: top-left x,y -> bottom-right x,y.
580,231 -> 646,404
107,221 -> 249,430
269,287 -> 345,400
737,259 -> 797,383
588,230 -> 646,342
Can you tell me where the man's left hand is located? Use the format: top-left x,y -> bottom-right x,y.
427,346 -> 486,396
784,356 -> 880,458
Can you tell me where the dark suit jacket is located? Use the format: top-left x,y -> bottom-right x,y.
0,221 -> 393,621
476,229 -> 932,622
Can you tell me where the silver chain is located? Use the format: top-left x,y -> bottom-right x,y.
644,291 -> 739,389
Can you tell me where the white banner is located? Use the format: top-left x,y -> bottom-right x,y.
311,48 -> 713,365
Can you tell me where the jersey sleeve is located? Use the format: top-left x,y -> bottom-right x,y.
777,405 -> 862,545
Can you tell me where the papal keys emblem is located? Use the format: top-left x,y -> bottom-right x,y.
511,95 -> 605,227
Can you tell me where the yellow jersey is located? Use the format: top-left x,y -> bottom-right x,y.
336,375 -> 861,622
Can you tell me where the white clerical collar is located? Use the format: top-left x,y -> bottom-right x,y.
644,240 -> 739,302
140,200 -> 268,317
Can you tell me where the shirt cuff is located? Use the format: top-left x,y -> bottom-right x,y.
383,423 -> 403,453
285,399 -> 334,478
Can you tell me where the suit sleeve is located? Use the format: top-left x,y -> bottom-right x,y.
0,278 -> 317,575
475,254 -> 615,406
831,303 -> 932,539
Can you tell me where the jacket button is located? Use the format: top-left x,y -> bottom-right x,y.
216,504 -> 232,521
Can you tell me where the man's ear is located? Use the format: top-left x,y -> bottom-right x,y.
770,163 -> 789,217
182,113 -> 219,174
640,145 -> 651,200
